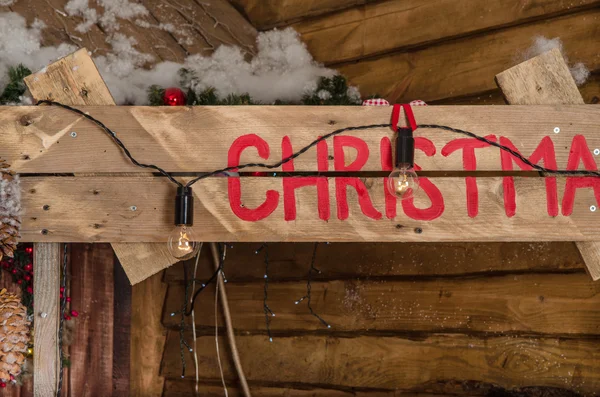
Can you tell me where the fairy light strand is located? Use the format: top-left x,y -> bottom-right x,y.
256,243 -> 275,342
295,242 -> 330,328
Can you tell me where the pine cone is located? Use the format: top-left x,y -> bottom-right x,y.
0,159 -> 21,261
0,289 -> 30,381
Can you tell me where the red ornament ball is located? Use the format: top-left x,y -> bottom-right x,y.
26,286 -> 33,294
24,264 -> 33,271
64,315 -> 71,321
11,269 -> 17,275
25,247 -> 33,254
163,88 -> 186,106
17,280 -> 22,285
71,310 -> 79,317
24,275 -> 31,282
0,382 -> 6,388
66,297 -> 71,302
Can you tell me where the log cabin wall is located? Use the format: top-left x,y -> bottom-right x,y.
1,0 -> 598,396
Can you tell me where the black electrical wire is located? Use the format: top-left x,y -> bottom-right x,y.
37,100 -> 600,183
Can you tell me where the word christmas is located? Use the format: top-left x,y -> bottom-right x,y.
227,133 -> 600,222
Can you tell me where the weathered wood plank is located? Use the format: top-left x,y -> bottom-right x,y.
130,271 -> 167,397
33,243 -> 61,397
164,241 -> 584,281
293,0 -> 600,65
112,255 -> 131,397
19,176 -> 600,242
163,273 -> 598,334
162,333 -> 600,393
67,244 -> 114,396
338,9 -> 600,103
229,0 -> 372,29
2,105 -> 600,173
496,48 -> 600,281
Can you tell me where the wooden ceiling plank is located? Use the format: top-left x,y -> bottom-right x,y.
337,9 -> 600,103
293,0 -> 600,65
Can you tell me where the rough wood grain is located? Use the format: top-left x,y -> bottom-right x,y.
496,48 -> 600,281
23,47 -> 177,284
164,273 -> 598,334
142,0 -> 257,57
130,271 -> 167,397
112,255 -> 132,397
164,241 -> 584,282
162,333 -> 600,393
496,48 -> 585,105
68,244 -> 114,396
3,105 -> 600,173
18,176 -> 600,242
337,9 -> 600,103
293,0 -> 600,65
33,243 -> 61,397
229,0 -> 372,29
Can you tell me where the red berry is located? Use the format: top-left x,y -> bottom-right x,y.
10,375 -> 14,381
26,286 -> 33,293
64,315 -> 71,321
25,247 -> 33,254
0,382 -> 6,388
71,310 -> 79,317
66,297 -> 71,302
11,269 -> 17,275
24,264 -> 33,271
60,293 -> 63,299
17,280 -> 22,285
60,287 -> 65,293
24,275 -> 31,281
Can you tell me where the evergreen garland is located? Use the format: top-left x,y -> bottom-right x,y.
0,65 -> 31,105
148,68 -> 362,106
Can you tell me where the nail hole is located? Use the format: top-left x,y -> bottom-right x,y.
41,229 -> 48,235
43,205 -> 50,211
414,227 -> 423,234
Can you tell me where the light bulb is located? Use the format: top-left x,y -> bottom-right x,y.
168,225 -> 199,260
387,166 -> 419,200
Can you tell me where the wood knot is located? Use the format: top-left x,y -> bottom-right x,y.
80,88 -> 89,97
19,115 -> 34,126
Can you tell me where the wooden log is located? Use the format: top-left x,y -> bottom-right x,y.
3,105 -> 600,173
495,48 -> 600,281
18,176 -> 600,242
293,0 -> 600,65
337,9 -> 600,103
67,244 -> 115,396
130,271 -> 168,397
164,242 -> 584,282
163,273 -> 599,335
33,243 -> 61,397
161,332 -> 600,393
228,0 -> 369,29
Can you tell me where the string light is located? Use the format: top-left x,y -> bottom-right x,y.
256,243 -> 275,342
56,243 -> 68,397
295,243 -> 330,328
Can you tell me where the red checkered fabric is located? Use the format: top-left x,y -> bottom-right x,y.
362,98 -> 390,106
362,98 -> 427,106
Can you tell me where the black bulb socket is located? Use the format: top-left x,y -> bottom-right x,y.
395,127 -> 415,169
174,186 -> 194,226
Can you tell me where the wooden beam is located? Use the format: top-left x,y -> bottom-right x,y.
336,9 -> 600,103
292,0 -> 600,65
3,105 -> 600,173
23,47 -> 178,284
130,271 -> 167,397
163,272 -> 600,335
161,333 -> 600,393
496,48 -> 600,281
33,243 -> 61,397
17,176 -> 600,242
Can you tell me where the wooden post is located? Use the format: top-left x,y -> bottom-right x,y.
496,47 -> 600,280
33,243 -> 61,396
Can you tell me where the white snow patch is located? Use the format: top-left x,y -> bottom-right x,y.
65,0 -> 148,33
521,36 -> 590,86
0,0 -> 16,6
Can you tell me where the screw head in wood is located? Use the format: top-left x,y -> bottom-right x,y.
130,205 -> 137,211
594,149 -> 600,156
40,312 -> 47,318
591,205 -> 597,212
553,127 -> 560,134
70,131 -> 77,138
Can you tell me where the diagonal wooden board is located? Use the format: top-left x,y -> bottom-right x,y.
23,48 -> 178,285
495,47 -> 599,280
